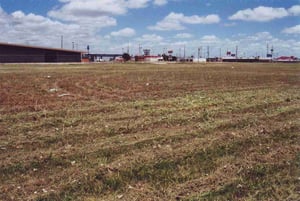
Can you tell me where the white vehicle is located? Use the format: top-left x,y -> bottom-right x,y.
95,56 -> 104,62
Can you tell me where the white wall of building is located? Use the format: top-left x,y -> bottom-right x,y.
193,58 -> 207,63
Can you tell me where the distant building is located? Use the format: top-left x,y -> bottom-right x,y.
114,56 -> 124,62
0,42 -> 84,63
275,56 -> 298,62
135,49 -> 163,62
193,58 -> 207,63
134,55 -> 163,62
144,55 -> 163,62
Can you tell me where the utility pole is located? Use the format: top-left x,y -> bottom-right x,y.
271,45 -> 274,58
200,46 -> 202,58
61,35 -> 63,49
127,41 -> 130,54
87,45 -> 90,54
139,44 -> 142,56
207,46 -> 210,59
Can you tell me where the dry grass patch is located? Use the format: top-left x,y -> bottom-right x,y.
0,62 -> 299,201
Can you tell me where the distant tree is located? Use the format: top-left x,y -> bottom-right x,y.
122,53 -> 131,62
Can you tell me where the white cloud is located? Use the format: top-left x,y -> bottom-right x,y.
184,33 -> 276,57
0,7 -> 114,51
200,35 -> 219,44
181,32 -> 300,58
136,34 -> 164,42
201,35 -> 218,41
0,7 -> 8,26
182,14 -> 220,24
153,0 -> 168,6
1,1 -> 299,57
127,0 -> 151,9
48,0 -> 126,21
148,12 -> 220,31
48,0 -> 156,22
288,5 -> 300,16
247,32 -> 274,41
148,12 -> 186,31
111,27 -> 136,37
225,32 -> 300,56
174,33 -> 193,39
282,24 -> 300,34
223,22 -> 236,27
47,0 -> 119,36
229,6 -> 289,22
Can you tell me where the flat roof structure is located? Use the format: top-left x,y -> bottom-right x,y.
0,42 -> 84,63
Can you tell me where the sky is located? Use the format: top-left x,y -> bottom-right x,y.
0,0 -> 300,58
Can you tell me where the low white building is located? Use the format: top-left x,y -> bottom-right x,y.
193,58 -> 207,63
144,56 -> 163,63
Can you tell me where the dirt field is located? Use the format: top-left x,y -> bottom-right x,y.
0,62 -> 299,201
